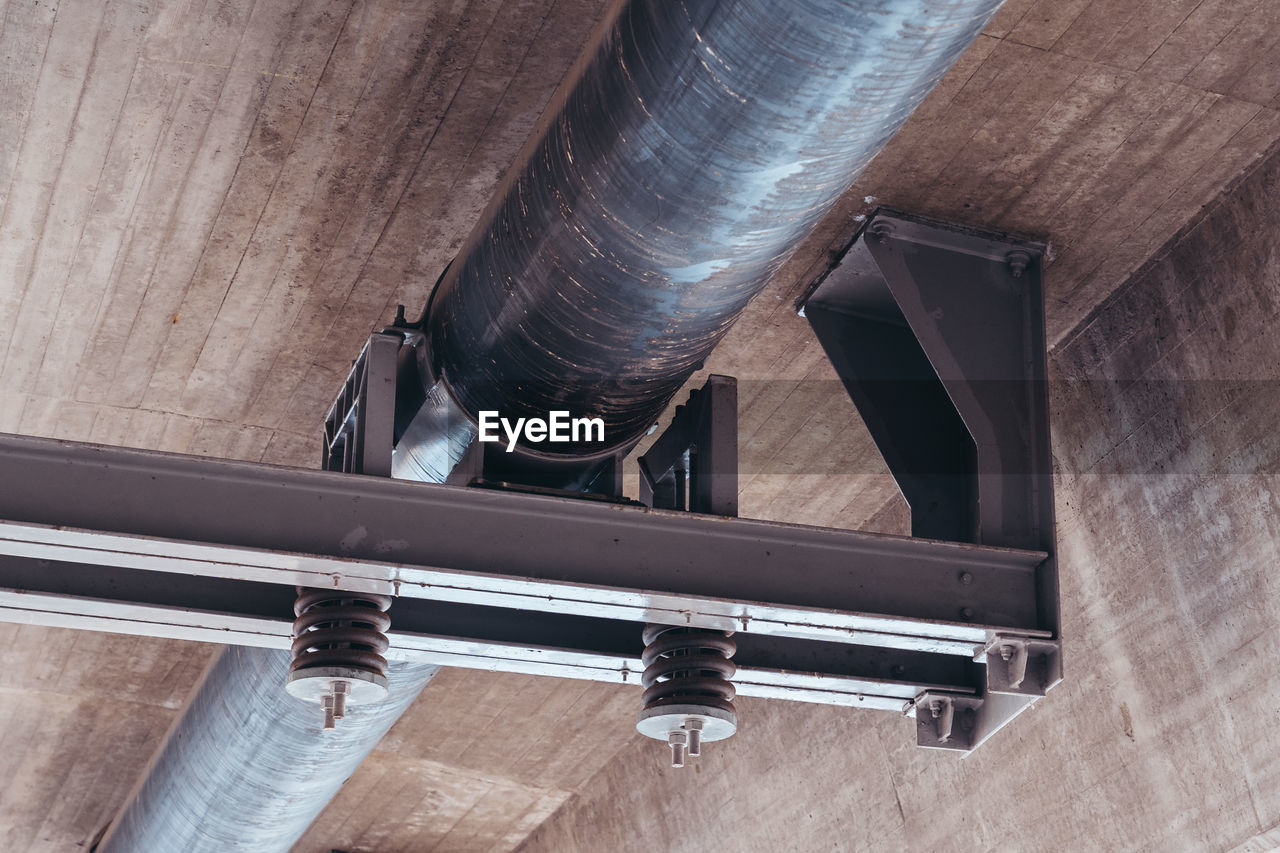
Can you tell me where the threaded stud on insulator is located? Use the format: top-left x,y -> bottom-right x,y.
285,587 -> 393,729
635,624 -> 738,767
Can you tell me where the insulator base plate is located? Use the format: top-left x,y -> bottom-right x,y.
285,666 -> 389,705
636,704 -> 737,742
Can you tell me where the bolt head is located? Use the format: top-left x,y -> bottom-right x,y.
867,221 -> 894,245
1005,249 -> 1032,279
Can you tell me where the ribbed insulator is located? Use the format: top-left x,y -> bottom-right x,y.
290,588 -> 392,678
640,624 -> 737,715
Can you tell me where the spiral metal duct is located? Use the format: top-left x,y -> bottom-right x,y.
100,0 -> 1002,848
97,647 -> 437,852
398,0 -> 1004,478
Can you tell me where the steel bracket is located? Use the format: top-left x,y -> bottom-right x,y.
909,689 -> 1042,752
638,375 -> 737,516
800,208 -> 1060,751
799,208 -> 1054,554
322,331 -> 403,477
977,634 -> 1062,697
911,692 -> 983,750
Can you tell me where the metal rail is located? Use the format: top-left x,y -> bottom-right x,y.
0,433 -> 1045,651
0,554 -> 979,712
0,430 -> 1051,744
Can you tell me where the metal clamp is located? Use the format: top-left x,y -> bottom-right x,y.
978,635 -> 1062,697
910,692 -> 982,750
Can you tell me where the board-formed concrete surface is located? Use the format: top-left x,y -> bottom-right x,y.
0,0 -> 1279,848
518,131 -> 1280,853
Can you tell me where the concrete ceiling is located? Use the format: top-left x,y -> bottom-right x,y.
1,0 -> 1279,850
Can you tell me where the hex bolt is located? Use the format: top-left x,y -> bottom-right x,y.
686,719 -> 704,758
936,696 -> 957,742
668,729 -> 689,768
322,694 -> 336,731
1006,249 -> 1031,279
868,222 -> 894,245
332,681 -> 349,720
1005,643 -> 1029,689
930,698 -> 955,744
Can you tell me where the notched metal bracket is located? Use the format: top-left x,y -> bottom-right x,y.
322,331 -> 403,477
638,375 -> 737,516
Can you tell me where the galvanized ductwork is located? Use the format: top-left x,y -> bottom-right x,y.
396,0 -> 1003,482
97,647 -> 437,852
100,0 -> 1003,848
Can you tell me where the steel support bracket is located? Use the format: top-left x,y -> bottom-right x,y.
909,689 -> 1041,753
801,208 -> 1059,751
322,330 -> 404,477
638,375 -> 737,516
798,208 -> 1054,555
911,692 -> 983,750
977,634 -> 1062,697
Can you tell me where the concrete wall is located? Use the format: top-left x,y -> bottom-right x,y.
516,143 -> 1280,853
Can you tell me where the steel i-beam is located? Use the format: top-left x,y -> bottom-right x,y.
0,430 -> 1051,749
0,210 -> 1059,754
